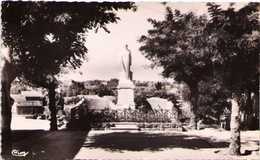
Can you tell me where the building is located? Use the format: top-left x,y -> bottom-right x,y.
11,90 -> 45,117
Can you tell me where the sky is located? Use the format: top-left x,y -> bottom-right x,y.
59,2 -> 246,82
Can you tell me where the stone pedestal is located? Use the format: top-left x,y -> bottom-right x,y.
117,79 -> 135,110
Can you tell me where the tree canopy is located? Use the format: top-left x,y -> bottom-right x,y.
206,2 -> 259,95
2,1 -> 136,88
139,8 -> 211,90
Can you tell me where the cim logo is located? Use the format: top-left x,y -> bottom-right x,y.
11,149 -> 29,157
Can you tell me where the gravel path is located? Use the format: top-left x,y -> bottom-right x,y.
74,130 -> 260,160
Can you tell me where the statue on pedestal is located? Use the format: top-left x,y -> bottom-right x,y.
117,44 -> 135,109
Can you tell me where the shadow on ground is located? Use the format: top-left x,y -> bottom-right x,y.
9,129 -> 89,160
83,131 -> 229,152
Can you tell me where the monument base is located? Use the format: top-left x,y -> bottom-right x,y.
117,79 -> 135,110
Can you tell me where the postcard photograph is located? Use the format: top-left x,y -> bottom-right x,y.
0,1 -> 259,160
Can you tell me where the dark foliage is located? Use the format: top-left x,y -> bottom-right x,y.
206,2 -> 259,95
2,1 -> 136,88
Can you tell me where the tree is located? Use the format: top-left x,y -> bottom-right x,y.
197,77 -> 231,124
1,1 -> 135,155
96,84 -> 114,97
139,7 -> 212,129
107,78 -> 119,97
206,2 -> 259,155
107,78 -> 119,89
155,82 -> 162,90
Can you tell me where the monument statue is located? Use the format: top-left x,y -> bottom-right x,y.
121,44 -> 133,81
117,44 -> 135,109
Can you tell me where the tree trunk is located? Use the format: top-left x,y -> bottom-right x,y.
1,6 -> 18,157
1,48 -> 17,156
245,90 -> 253,129
48,85 -> 57,131
189,87 -> 198,130
246,90 -> 253,114
1,81 -> 12,155
229,96 -> 241,155
189,106 -> 196,129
